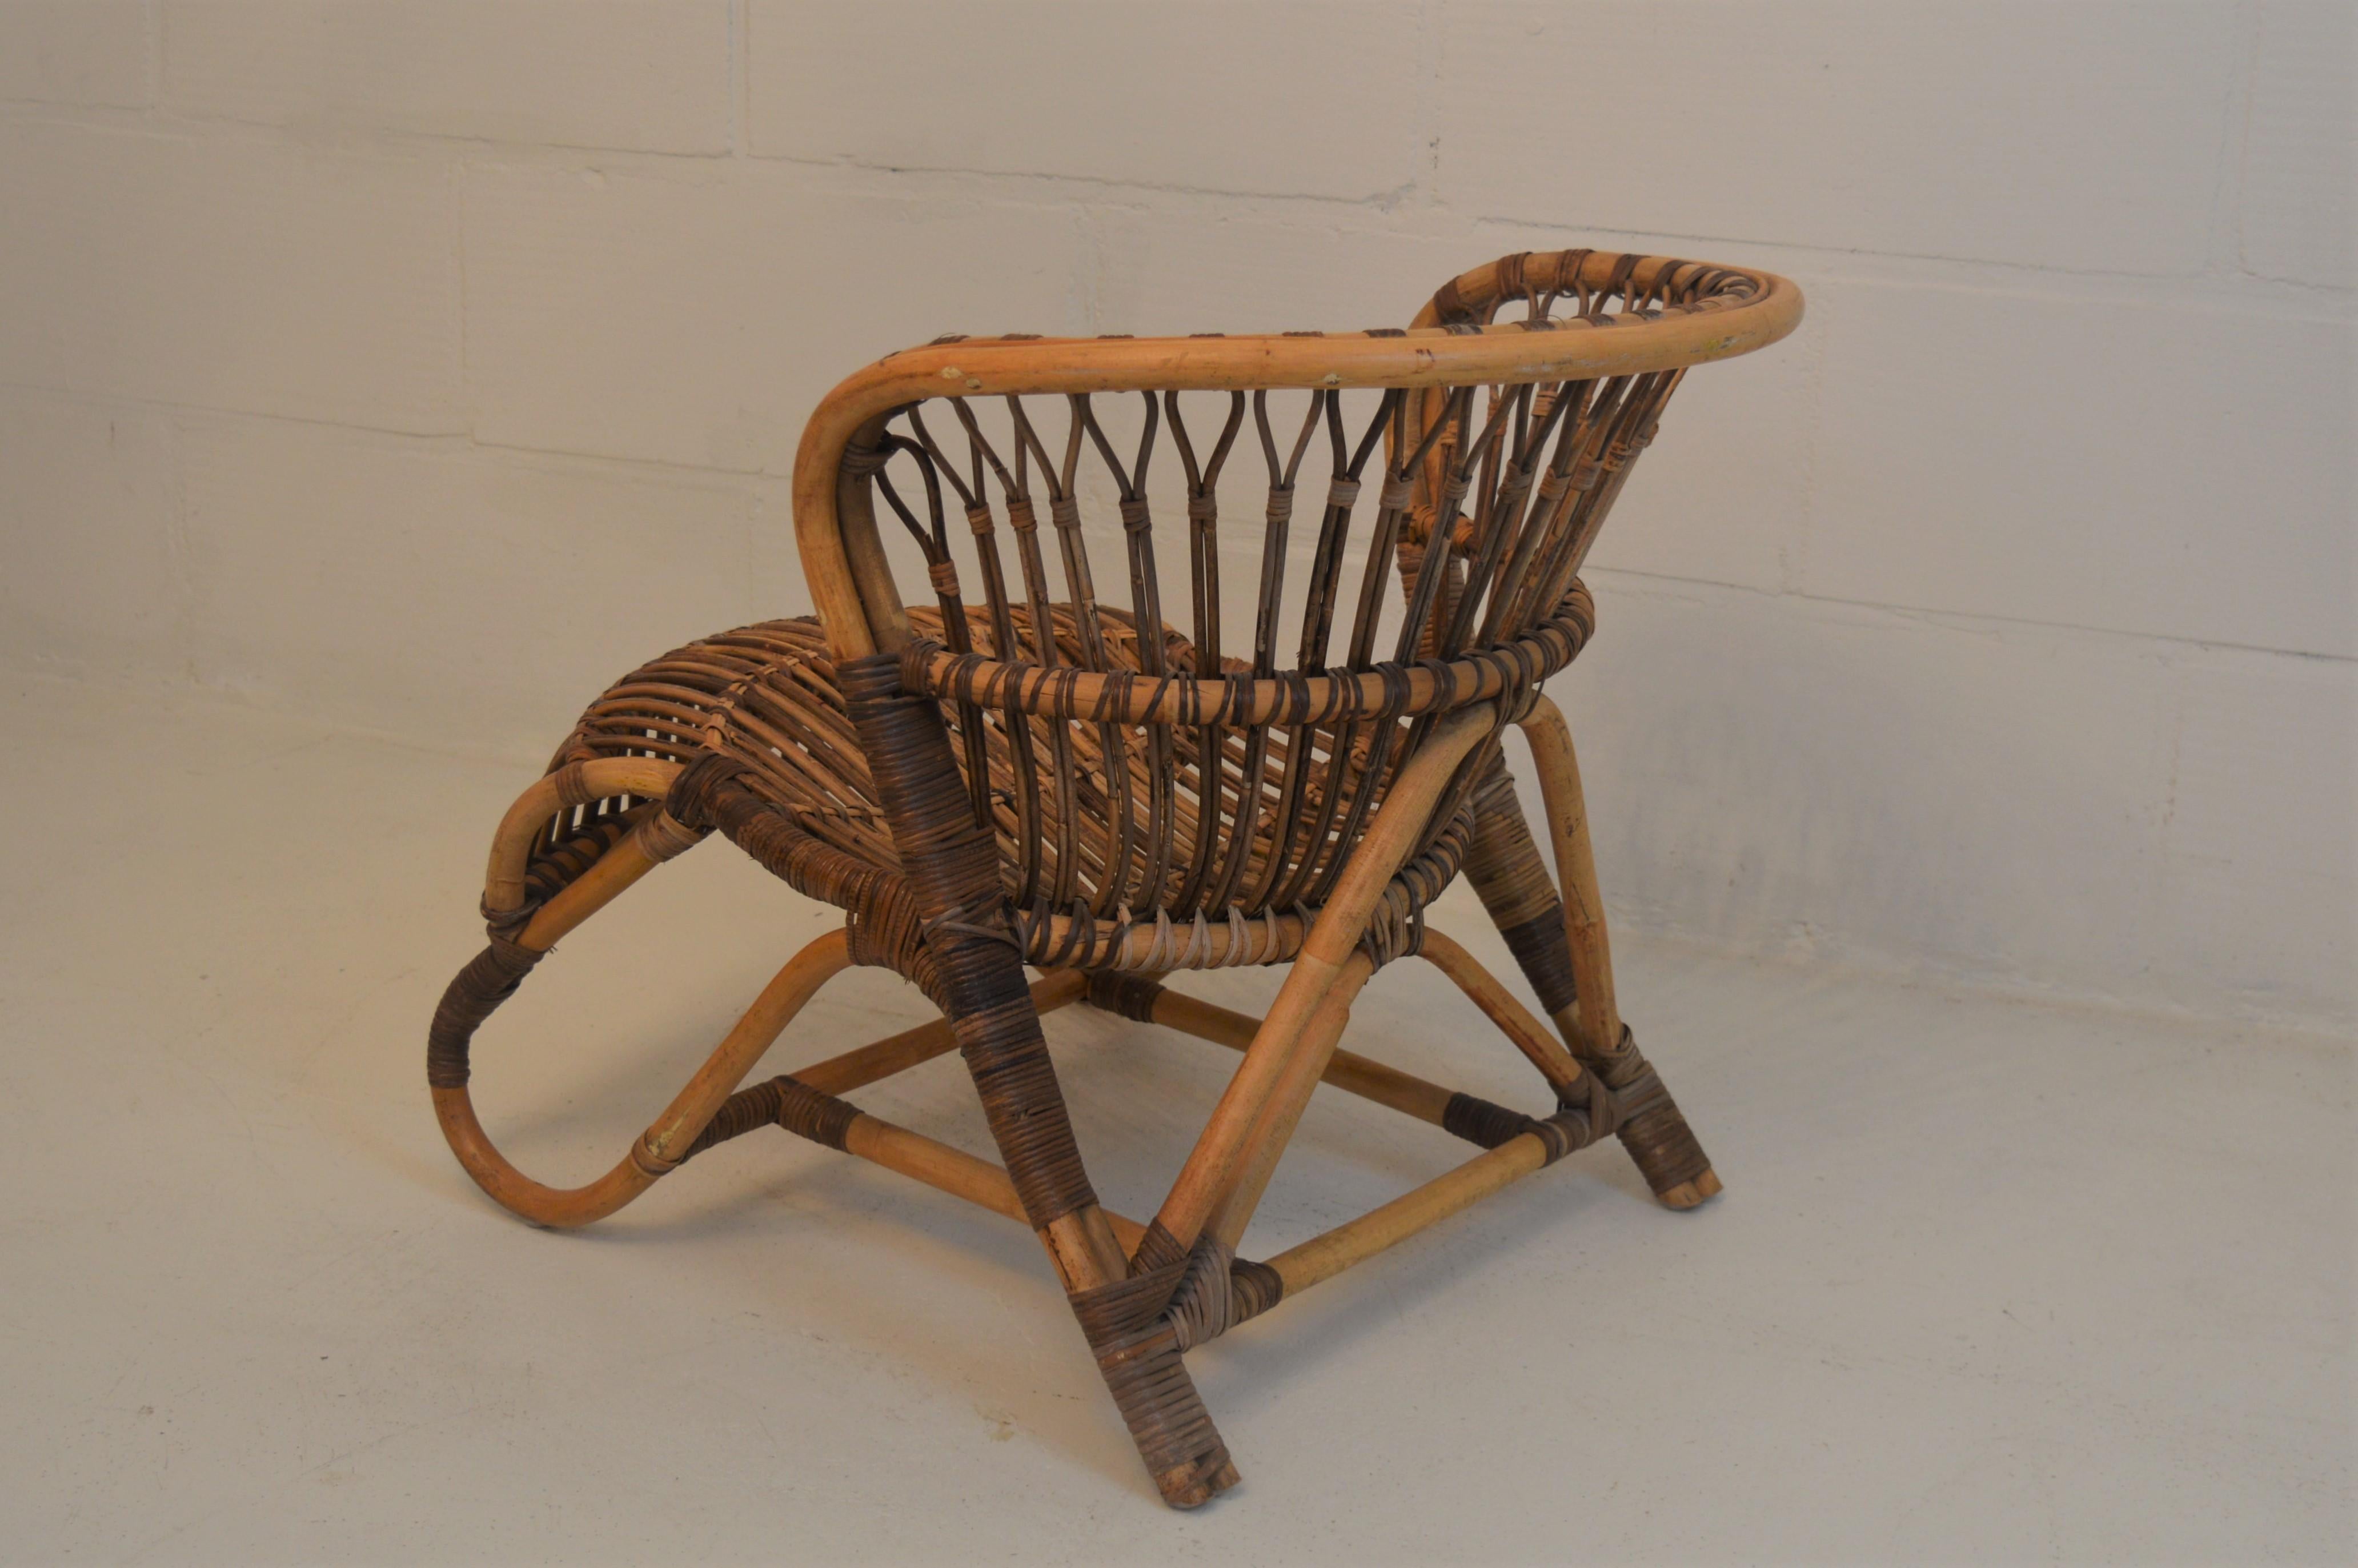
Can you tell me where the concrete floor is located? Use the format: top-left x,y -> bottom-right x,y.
3,669 -> 2349,1566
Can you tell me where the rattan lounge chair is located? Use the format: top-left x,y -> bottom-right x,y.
427,248 -> 1804,1506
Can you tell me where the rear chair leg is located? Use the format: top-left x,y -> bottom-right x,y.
1462,712 -> 1721,1208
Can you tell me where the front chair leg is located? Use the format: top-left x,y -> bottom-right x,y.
836,652 -> 1238,1508
1463,708 -> 1721,1209
933,925 -> 1241,1507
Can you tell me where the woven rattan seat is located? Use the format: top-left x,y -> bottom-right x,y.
428,248 -> 1803,1506
552,587 -> 1591,972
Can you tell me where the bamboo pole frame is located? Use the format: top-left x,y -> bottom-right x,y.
428,243 -> 1788,1507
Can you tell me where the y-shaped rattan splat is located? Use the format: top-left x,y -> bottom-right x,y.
426,248 -> 1803,1507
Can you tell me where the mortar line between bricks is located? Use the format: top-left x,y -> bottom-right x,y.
0,381 -> 788,491
6,103 -> 2343,307
1584,566 -> 2358,666
14,372 -> 2338,666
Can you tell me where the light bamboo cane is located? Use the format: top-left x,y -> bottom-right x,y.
1416,928 -> 1589,1100
435,930 -> 852,1228
1121,984 -> 1461,1127
794,971 -> 1088,1095
832,1114 -> 1149,1254
484,757 -> 680,916
1146,705 -> 1496,1254
1207,953 -> 1374,1250
1263,1131 -> 1553,1297
1516,697 -> 1619,1058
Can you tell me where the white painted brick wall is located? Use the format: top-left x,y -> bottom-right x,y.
2155,649 -> 2356,1015
2237,1 -> 2356,290
1552,587 -> 2186,993
747,1 -> 1429,200
462,159 -> 1094,472
0,122 -> 460,430
179,415 -> 771,749
161,1 -> 734,154
0,1 -> 2347,1029
0,1 -> 153,109
0,389 -> 181,676
1804,277 -> 2353,658
1435,1 -> 2243,275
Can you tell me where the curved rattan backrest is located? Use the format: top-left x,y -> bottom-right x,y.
793,250 -> 1801,925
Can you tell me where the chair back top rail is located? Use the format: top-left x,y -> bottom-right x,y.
794,250 -> 1802,660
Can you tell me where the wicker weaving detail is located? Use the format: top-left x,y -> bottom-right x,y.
535,594 -> 1550,962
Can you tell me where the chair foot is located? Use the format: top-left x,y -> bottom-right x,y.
1655,1166 -> 1722,1210
1590,1034 -> 1719,1206
1078,1296 -> 1242,1507
1069,1237 -> 1251,1509
1159,1457 -> 1242,1510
